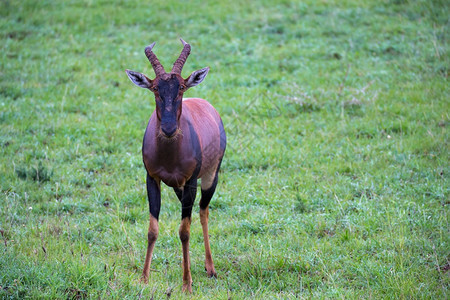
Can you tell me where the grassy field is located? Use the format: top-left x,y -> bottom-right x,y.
0,0 -> 448,298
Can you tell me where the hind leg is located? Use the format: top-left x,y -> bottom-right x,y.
199,170 -> 219,278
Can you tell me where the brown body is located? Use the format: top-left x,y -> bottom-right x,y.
126,40 -> 226,293
143,98 -> 224,188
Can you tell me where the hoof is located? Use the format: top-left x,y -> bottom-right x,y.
205,266 -> 217,278
182,282 -> 193,293
207,270 -> 217,278
140,274 -> 149,284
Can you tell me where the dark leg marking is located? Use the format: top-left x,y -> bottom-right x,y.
181,176 -> 198,219
173,187 -> 183,202
147,174 -> 161,220
199,172 -> 218,209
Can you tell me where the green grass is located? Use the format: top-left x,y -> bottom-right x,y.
0,0 -> 448,298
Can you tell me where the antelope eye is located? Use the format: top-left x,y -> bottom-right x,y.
180,85 -> 186,90
151,86 -> 158,92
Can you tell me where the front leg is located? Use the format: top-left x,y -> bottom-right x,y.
179,176 -> 197,293
142,174 -> 161,283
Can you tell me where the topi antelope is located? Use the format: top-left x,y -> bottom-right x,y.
125,39 -> 226,293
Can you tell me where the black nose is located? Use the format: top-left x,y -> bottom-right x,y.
162,126 -> 177,137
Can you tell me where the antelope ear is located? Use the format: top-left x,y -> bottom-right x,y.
185,67 -> 209,88
125,70 -> 152,89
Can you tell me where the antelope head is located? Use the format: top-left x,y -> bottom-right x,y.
126,39 -> 209,138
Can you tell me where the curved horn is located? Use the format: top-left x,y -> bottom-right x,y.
145,42 -> 166,76
171,38 -> 191,74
